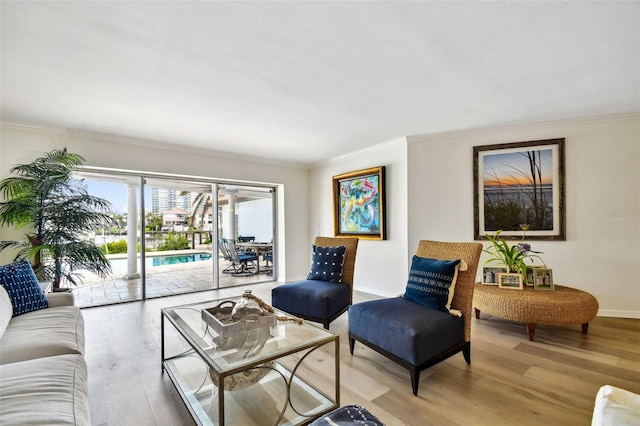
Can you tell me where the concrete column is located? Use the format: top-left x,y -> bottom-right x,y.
123,183 -> 140,280
223,195 -> 237,240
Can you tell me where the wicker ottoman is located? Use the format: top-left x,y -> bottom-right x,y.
473,283 -> 599,341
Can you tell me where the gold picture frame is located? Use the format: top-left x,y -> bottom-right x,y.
498,273 -> 524,290
333,166 -> 385,240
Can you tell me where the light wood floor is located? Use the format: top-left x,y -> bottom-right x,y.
83,283 -> 640,426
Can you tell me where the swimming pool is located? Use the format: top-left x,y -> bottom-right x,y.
109,252 -> 213,271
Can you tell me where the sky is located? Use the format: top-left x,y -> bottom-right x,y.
482,148 -> 553,186
84,180 -> 152,214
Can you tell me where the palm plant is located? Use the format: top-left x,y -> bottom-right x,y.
180,190 -> 211,228
0,148 -> 116,289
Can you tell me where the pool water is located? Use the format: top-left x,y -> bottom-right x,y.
152,252 -> 213,266
109,252 -> 213,271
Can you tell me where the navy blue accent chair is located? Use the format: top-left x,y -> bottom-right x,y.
272,237 -> 358,329
349,240 -> 482,396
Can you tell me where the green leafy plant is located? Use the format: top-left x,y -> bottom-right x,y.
0,148 -> 116,289
483,224 -> 545,277
100,239 -> 128,255
157,232 -> 189,251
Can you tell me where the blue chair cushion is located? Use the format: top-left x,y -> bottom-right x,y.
403,255 -> 461,313
306,245 -> 346,283
0,259 -> 49,317
272,280 -> 350,320
349,297 -> 464,365
238,253 -> 257,262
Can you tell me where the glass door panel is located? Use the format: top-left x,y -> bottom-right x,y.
142,177 -> 214,296
217,184 -> 275,284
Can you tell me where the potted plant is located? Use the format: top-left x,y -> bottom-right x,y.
483,224 -> 545,278
0,148 -> 116,290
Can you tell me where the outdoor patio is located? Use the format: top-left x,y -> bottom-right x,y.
71,249 -> 273,308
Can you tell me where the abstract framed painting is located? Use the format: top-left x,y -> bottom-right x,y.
474,138 -> 565,240
333,166 -> 385,240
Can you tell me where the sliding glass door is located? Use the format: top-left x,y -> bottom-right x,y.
74,169 -> 276,308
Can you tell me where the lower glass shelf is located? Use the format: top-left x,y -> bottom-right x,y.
164,354 -> 336,426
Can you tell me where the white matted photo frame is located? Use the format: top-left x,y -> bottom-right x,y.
533,268 -> 554,290
482,266 -> 508,285
498,273 -> 524,290
474,138 -> 565,241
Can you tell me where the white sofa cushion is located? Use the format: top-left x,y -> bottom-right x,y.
0,306 -> 85,364
0,354 -> 90,425
0,285 -> 12,338
592,385 -> 640,426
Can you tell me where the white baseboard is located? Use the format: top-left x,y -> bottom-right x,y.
596,309 -> 640,319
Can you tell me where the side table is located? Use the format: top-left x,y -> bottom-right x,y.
473,283 -> 599,341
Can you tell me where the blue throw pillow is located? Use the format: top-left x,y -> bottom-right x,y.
403,255 -> 461,314
0,259 -> 49,317
306,245 -> 347,283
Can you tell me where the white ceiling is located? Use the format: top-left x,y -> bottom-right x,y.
1,1 -> 638,165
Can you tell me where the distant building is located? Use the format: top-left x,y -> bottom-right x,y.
152,188 -> 196,215
162,207 -> 189,231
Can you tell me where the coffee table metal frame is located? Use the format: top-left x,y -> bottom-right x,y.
161,299 -> 340,426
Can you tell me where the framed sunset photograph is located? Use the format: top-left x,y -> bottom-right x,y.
474,139 -> 565,240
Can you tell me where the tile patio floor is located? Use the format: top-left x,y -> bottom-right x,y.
72,251 -> 273,308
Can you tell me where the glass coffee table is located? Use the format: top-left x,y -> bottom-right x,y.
161,298 -> 340,425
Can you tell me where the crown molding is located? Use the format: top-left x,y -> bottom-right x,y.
313,136 -> 407,168
0,120 -> 307,170
406,112 -> 640,144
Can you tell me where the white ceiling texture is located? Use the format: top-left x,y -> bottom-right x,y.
1,1 -> 639,165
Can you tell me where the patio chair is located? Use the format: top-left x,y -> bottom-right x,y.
271,236 -> 358,329
219,238 -> 258,276
348,240 -> 482,396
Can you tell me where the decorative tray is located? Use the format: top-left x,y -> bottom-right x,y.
201,300 -> 277,339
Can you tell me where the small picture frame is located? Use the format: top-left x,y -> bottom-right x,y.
525,265 -> 545,286
498,273 -> 524,290
482,266 -> 508,285
533,268 -> 554,290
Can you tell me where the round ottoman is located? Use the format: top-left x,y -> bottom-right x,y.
473,283 -> 599,341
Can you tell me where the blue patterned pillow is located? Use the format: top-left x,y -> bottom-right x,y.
403,256 -> 461,315
306,245 -> 347,283
0,259 -> 49,317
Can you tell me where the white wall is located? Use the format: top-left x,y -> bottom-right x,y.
407,114 -> 640,318
308,139 -> 409,295
0,122 -> 309,282
4,114 -> 638,318
237,198 -> 273,242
